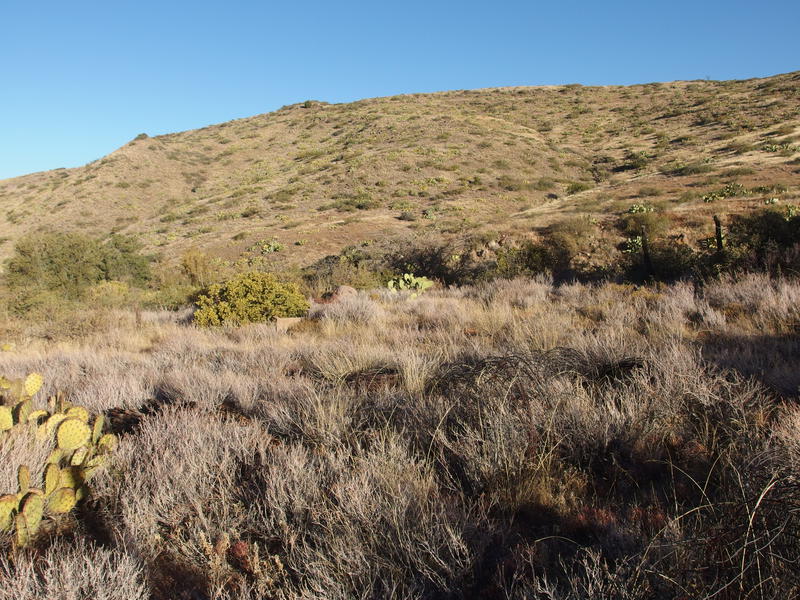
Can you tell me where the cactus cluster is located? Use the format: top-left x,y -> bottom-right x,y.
0,373 -> 117,548
387,273 -> 434,297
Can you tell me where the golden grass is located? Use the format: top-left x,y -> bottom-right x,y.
1,274 -> 799,598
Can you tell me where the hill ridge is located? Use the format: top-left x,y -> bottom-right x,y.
0,71 -> 798,268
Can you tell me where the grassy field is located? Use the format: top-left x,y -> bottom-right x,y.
1,273 -> 798,598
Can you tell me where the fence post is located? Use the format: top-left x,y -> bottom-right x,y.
713,215 -> 724,253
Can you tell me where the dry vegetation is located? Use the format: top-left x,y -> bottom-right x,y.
1,274 -> 799,598
0,72 -> 798,271
1,70 -> 799,599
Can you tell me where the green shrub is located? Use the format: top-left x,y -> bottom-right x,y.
619,150 -> 651,171
713,206 -> 800,274
251,238 -> 284,254
85,281 -> 130,308
617,239 -> 697,282
495,241 -> 560,278
382,235 -> 490,286
649,242 -> 698,280
620,210 -> 670,238
497,176 -> 537,192
180,250 -> 218,288
101,234 -> 152,286
6,233 -> 103,298
302,259 -> 386,297
566,182 -> 592,195
193,272 -> 309,326
727,206 -> 800,250
533,177 -> 556,191
638,186 -> 663,197
7,289 -> 74,320
300,245 -> 390,296
5,232 -> 151,300
668,161 -> 714,176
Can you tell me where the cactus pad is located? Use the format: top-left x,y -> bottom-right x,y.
18,465 -> 31,492
70,446 -> 89,466
23,373 -> 43,397
43,413 -> 68,438
75,485 -> 89,502
0,377 -> 115,530
92,414 -> 105,444
46,487 -> 76,514
56,418 -> 91,450
14,513 -> 29,547
66,406 -> 89,422
0,495 -> 17,531
58,467 -> 83,489
97,433 -> 118,453
46,448 -> 64,465
0,406 -> 12,431
13,399 -> 31,424
21,493 -> 43,535
27,409 -> 49,424
44,463 -> 60,495
86,455 -> 106,469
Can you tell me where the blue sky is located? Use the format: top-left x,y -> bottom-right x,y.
1,0 -> 798,180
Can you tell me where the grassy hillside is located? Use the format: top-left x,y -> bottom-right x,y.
1,72 -> 798,269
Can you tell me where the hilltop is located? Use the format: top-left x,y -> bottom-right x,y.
0,72 -> 798,269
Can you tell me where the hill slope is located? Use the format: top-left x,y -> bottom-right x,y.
1,72 -> 798,268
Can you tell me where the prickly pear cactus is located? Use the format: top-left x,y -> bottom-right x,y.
0,372 -> 118,548
65,406 -> 89,422
44,463 -> 60,495
17,465 -> 30,493
0,495 -> 16,531
23,373 -> 43,398
20,493 -> 43,536
56,418 -> 91,451
387,273 -> 435,298
46,488 -> 77,515
0,406 -> 12,431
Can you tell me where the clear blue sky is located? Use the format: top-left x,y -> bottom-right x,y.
2,0 -> 798,180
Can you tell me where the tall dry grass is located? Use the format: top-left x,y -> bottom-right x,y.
0,274 -> 798,599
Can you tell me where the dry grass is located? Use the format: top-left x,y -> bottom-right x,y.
0,543 -> 149,600
1,274 -> 799,598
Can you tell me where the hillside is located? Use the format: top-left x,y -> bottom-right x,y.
1,72 -> 799,268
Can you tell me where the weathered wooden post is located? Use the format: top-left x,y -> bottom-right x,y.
713,215 -> 724,253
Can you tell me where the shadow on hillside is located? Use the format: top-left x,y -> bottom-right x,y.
699,332 -> 800,398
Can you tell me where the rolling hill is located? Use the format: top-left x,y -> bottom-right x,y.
1,71 -> 798,269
